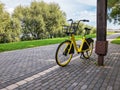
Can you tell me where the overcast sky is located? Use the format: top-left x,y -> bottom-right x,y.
0,0 -> 119,29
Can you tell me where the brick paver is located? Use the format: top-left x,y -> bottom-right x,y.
0,44 -> 59,88
13,43 -> 120,90
0,33 -> 120,90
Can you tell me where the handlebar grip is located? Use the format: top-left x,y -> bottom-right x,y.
82,19 -> 89,22
67,19 -> 73,21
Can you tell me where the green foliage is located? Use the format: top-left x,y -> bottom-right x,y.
12,1 -> 66,40
76,22 -> 84,35
78,23 -> 96,35
107,0 -> 120,24
0,1 -> 96,44
0,2 -> 21,43
108,0 -> 120,8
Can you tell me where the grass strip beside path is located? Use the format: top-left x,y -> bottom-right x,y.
111,36 -> 120,45
0,38 -> 65,52
0,34 -> 96,52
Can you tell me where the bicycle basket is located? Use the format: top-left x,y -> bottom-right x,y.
62,25 -> 71,35
82,38 -> 94,50
62,24 -> 77,35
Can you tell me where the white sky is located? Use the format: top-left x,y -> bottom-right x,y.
0,0 -> 119,29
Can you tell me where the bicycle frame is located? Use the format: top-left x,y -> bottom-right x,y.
55,19 -> 94,66
70,34 -> 91,54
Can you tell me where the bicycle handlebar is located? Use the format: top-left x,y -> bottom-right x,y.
79,19 -> 89,22
67,19 -> 89,28
64,19 -> 90,35
68,19 -> 89,22
67,19 -> 73,22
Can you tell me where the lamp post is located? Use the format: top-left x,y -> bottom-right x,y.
95,0 -> 108,66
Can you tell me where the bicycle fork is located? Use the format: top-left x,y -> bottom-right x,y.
63,42 -> 74,56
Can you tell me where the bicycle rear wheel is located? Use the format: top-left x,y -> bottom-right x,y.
55,40 -> 73,67
82,42 -> 93,59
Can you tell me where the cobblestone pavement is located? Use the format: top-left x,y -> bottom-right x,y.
0,33 -> 120,90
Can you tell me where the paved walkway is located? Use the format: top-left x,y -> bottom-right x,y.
0,33 -> 120,90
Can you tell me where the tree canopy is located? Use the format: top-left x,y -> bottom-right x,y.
0,2 -> 21,43
12,1 -> 66,40
107,0 -> 120,24
0,1 -> 95,43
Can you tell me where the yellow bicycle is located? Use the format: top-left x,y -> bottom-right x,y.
55,19 -> 94,67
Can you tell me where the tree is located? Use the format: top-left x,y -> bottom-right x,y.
44,2 -> 66,38
0,2 -> 21,43
9,18 -> 21,42
77,22 -> 85,35
13,1 -> 66,40
107,0 -> 120,24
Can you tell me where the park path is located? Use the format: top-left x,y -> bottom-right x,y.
0,33 -> 120,89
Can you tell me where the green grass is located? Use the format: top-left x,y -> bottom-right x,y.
0,34 -> 96,52
111,36 -> 120,45
107,31 -> 115,35
0,38 -> 65,52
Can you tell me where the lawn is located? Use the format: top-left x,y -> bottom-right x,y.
0,34 -> 96,52
111,36 -> 120,45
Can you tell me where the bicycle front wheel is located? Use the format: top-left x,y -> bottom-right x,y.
82,42 -> 93,59
55,40 -> 73,67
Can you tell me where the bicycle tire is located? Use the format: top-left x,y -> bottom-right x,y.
55,40 -> 73,67
82,42 -> 93,59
